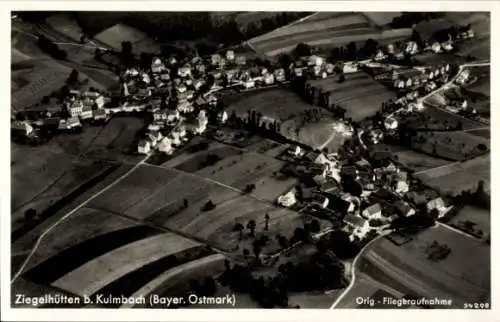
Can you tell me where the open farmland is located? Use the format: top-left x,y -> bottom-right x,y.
88,164 -> 311,255
393,147 -> 453,172
159,137 -> 298,202
45,13 -> 84,42
410,130 -> 489,162
16,206 -> 227,306
308,71 -> 396,122
11,145 -> 118,230
360,225 -> 490,308
248,12 -> 412,57
226,88 -> 348,151
362,12 -> 401,28
95,23 -> 161,54
415,153 -> 490,196
449,206 -> 490,240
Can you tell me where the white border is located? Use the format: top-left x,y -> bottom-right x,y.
2,1 -> 498,321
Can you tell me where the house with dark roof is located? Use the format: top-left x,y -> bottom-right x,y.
394,200 -> 416,217
325,193 -> 354,214
362,203 -> 382,220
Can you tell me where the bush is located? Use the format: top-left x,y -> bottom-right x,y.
244,183 -> 256,193
202,200 -> 216,212
24,208 -> 37,220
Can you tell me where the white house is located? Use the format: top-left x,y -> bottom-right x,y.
431,42 -> 441,53
244,79 -> 255,89
384,117 -> 398,130
141,73 -> 151,84
69,100 -> 84,117
67,117 -> 82,129
151,58 -> 166,74
226,50 -> 235,61
211,54 -> 222,66
386,43 -> 395,54
277,189 -> 297,208
344,214 -> 370,240
138,140 -> 151,154
441,42 -> 453,52
274,68 -> 286,82
178,66 -> 192,78
264,73 -> 275,85
157,137 -> 174,155
394,180 -> 409,194
343,62 -> 358,73
177,101 -> 194,114
308,55 -> 324,67
426,197 -> 448,217
95,95 -> 106,109
235,55 -> 246,66
362,203 -> 382,220
93,109 -> 108,121
294,68 -> 303,77
11,120 -> 34,137
148,131 -> 163,146
405,41 -> 418,55
218,110 -> 228,124
374,50 -> 386,61
455,69 -> 470,85
80,105 -> 93,120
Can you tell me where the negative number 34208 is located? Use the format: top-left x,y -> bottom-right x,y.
464,303 -> 489,309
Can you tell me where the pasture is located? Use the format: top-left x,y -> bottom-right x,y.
88,164 -> 310,255
226,88 -> 345,150
393,147 -> 452,172
416,153 -> 490,196
362,12 -> 402,27
417,104 -> 487,130
308,71 -> 396,121
95,23 -> 161,54
248,12 -> 412,57
362,225 -> 490,307
45,13 -> 84,42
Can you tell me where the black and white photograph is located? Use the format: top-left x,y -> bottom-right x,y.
4,2 -> 496,319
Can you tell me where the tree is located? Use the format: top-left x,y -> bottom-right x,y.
247,219 -> 257,237
310,219 -> 321,233
41,96 -> 50,104
224,259 -> 231,271
363,38 -> 379,56
67,69 -> 79,85
183,198 -> 189,208
233,223 -> 245,240
121,41 -> 133,55
264,213 -> 270,231
294,42 -> 311,57
338,73 -> 345,83
24,208 -> 37,221
292,227 -> 307,244
244,183 -> 256,193
411,29 -> 423,47
94,48 -> 102,61
346,41 -> 357,60
202,200 -> 216,212
259,234 -> 270,246
252,240 -> 262,259
278,235 -> 288,250
243,248 -> 250,259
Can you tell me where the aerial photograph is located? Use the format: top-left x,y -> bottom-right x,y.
10,11 -> 490,309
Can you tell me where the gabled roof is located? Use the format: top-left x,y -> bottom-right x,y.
344,214 -> 367,227
363,203 -> 382,216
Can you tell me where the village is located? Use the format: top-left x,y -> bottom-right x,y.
11,19 -> 479,250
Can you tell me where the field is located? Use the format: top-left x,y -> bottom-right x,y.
360,225 -> 490,308
416,153 -> 490,196
10,144 -> 120,231
449,206 -> 490,240
88,164 -> 311,255
94,23 -> 161,54
45,13 -> 84,42
413,52 -> 467,66
392,147 -> 453,172
362,12 -> 401,27
410,129 -> 489,162
466,66 -> 490,98
248,12 -> 412,57
16,207 -> 227,307
226,88 -> 348,151
157,137 -> 298,202
308,72 -> 396,121
48,117 -> 145,162
419,104 -> 487,130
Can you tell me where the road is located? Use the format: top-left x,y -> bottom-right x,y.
330,231 -> 391,308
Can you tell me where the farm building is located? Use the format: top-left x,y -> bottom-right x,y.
138,140 -> 151,154
304,71 -> 396,121
11,120 -> 34,137
362,203 -> 382,220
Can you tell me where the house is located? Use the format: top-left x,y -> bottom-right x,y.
211,54 -> 222,66
264,73 -> 275,85
404,41 -> 418,55
148,131 -> 163,146
291,145 -> 304,157
226,50 -> 235,61
431,42 -> 441,53
374,50 -> 386,61
244,79 -> 255,89
157,137 -> 174,155
95,95 -> 106,109
274,68 -> 286,82
405,78 -> 412,88
320,180 -> 341,194
148,122 -> 163,132
160,73 -> 171,81
441,42 -> 453,52
343,62 -> 358,73
341,165 -> 359,179
343,214 -> 370,240
168,56 -> 178,66
177,101 -> 194,113
467,28 -> 475,38
294,68 -> 303,77
93,109 -> 108,121
384,117 -> 398,130
394,51 -> 405,60
394,200 -> 416,217
151,58 -> 166,74
125,68 -> 139,77
406,191 -> 428,206
426,197 -> 447,217
326,193 -> 355,214
277,189 -> 297,208
235,55 -> 246,66
325,63 -> 335,74
393,180 -> 409,194
167,110 -> 180,123
455,69 -> 470,85
218,110 -> 228,124
362,203 -> 382,220
138,140 -> 151,154
80,105 -> 93,120
386,43 -> 395,54
141,73 -> 151,84
308,55 -> 324,67
178,66 -> 192,78
67,117 -> 82,129
69,100 -> 84,117
11,120 -> 34,137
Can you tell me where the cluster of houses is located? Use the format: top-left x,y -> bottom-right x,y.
276,146 -> 451,241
